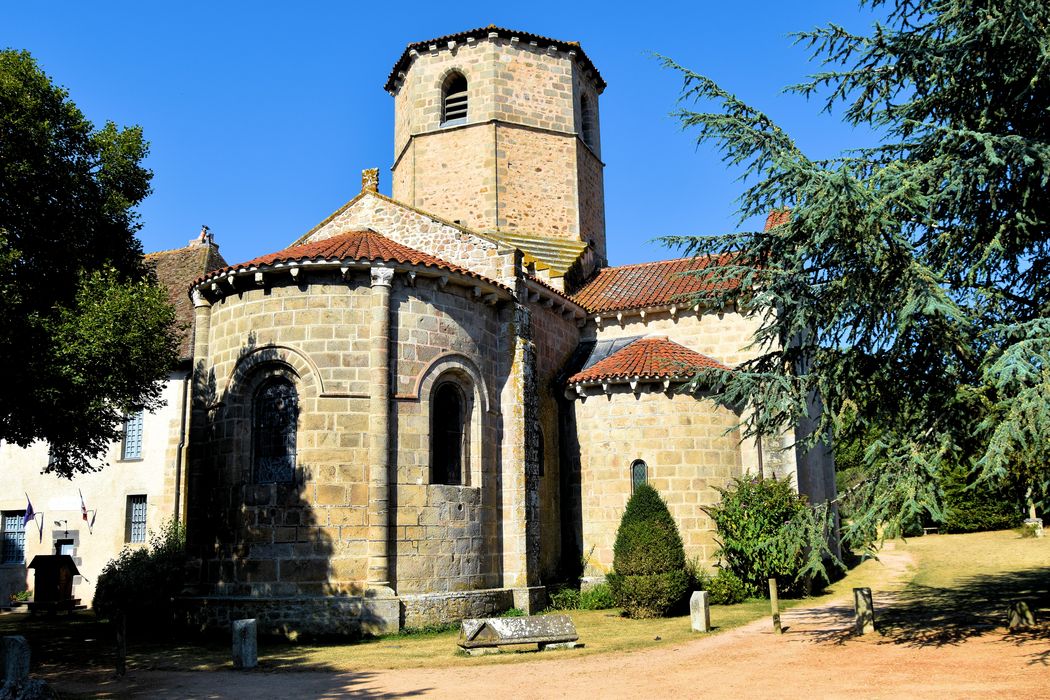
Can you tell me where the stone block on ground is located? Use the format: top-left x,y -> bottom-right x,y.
1,636 -> 30,683
459,614 -> 579,653
690,591 -> 711,633
232,619 -> 258,670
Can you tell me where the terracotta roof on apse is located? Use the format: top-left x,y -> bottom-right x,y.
567,336 -> 730,384
194,229 -> 508,291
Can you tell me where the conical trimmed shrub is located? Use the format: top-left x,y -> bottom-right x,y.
607,483 -> 688,618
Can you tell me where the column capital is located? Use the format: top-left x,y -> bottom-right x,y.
191,288 -> 211,309
370,265 -> 395,288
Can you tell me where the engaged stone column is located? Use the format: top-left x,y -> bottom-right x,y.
500,303 -> 541,604
231,619 -> 257,670
2,635 -> 30,683
367,265 -> 395,588
854,587 -> 875,635
690,591 -> 711,633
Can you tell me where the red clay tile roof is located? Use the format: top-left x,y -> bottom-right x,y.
146,240 -> 227,360
570,255 -> 737,314
764,209 -> 791,231
195,229 -> 508,291
567,337 -> 730,384
385,26 -> 605,93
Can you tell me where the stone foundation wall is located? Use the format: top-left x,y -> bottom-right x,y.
177,595 -> 399,638
400,588 -> 514,629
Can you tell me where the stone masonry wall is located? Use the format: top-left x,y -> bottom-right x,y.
389,278 -> 506,594
529,301 -> 581,580
389,33 -> 605,255
573,390 -> 744,575
189,271 -> 508,600
305,192 -> 518,288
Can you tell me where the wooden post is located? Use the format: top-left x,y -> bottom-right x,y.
769,578 -> 782,634
115,613 -> 127,677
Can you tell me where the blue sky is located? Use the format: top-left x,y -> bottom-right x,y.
3,1 -> 883,267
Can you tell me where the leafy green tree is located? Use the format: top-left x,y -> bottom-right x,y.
607,484 -> 689,618
0,49 -> 177,476
706,476 -> 830,596
663,0 -> 1049,545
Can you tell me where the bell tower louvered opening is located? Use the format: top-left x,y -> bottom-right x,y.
442,73 -> 468,125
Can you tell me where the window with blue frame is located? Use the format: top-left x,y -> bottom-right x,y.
122,410 -> 144,460
1,512 -> 26,564
125,495 -> 147,543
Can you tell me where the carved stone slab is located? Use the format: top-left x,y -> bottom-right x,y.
459,614 -> 579,649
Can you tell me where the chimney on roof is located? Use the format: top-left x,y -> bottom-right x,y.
191,225 -> 214,247
362,168 -> 379,193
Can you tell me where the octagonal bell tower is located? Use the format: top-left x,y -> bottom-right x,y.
386,27 -> 607,265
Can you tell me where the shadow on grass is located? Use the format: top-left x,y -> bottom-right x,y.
793,566 -> 1050,650
0,611 -> 433,698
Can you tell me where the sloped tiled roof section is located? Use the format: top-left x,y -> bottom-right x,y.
765,209 -> 791,231
486,230 -> 588,279
567,337 -> 730,384
571,255 -> 737,314
195,229 -> 509,291
385,26 -> 605,93
146,239 -> 227,360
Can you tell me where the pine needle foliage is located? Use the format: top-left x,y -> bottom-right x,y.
661,0 -> 1050,548
608,484 -> 689,618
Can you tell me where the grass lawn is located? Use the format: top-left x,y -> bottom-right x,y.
2,528 -> 1045,679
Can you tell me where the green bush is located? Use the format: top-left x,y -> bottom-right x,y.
607,484 -> 688,618
500,607 -> 526,617
579,583 -> 615,610
546,586 -> 581,611
707,568 -> 749,605
939,464 -> 1022,533
93,519 -> 186,632
706,476 -> 810,596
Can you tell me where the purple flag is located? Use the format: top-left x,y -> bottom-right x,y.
23,495 -> 34,526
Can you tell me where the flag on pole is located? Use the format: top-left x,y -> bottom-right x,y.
23,494 -> 34,527
80,489 -> 88,521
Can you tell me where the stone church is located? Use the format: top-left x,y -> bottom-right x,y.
1,26 -> 835,635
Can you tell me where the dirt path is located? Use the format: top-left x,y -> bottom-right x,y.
55,546 -> 1050,698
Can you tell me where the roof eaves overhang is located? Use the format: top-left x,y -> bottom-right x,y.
189,258 -> 512,305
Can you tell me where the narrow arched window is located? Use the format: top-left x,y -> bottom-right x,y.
432,382 -> 465,484
253,377 -> 298,484
630,459 -> 648,494
442,73 -> 468,125
580,94 -> 597,150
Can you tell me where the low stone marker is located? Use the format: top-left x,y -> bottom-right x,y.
853,588 -> 876,635
2,635 -> 31,683
459,614 -> 579,655
690,591 -> 711,633
232,619 -> 258,669
1023,518 -> 1044,538
1007,601 -> 1036,631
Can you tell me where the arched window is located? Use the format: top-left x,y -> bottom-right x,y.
580,94 -> 597,150
253,377 -> 298,484
630,459 -> 648,493
432,382 -> 466,484
442,73 -> 468,125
